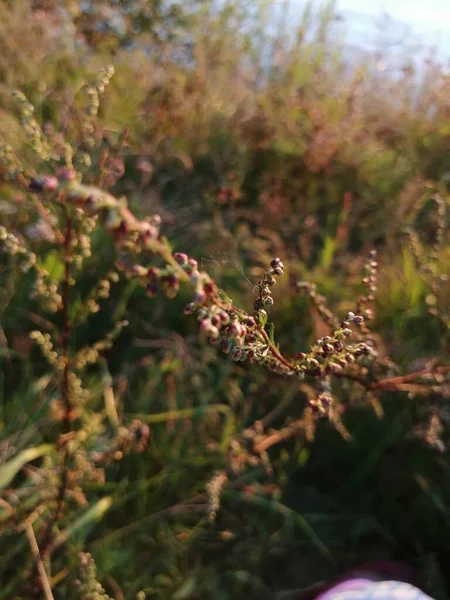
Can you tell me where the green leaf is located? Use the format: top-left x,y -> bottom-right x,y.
219,289 -> 233,304
112,279 -> 137,321
257,310 -> 268,327
173,577 -> 196,599
320,236 -> 337,270
53,496 -> 113,548
0,444 -> 53,489
41,250 -> 64,282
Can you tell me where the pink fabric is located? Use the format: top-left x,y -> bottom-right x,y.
317,578 -> 373,600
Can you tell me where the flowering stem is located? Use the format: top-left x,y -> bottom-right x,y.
39,209 -> 73,565
259,329 -> 295,370
61,212 -> 72,432
26,175 -> 448,399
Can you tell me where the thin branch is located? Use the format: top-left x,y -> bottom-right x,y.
259,329 -> 296,369
26,523 -> 55,600
38,211 -> 73,566
61,212 -> 73,433
371,365 -> 450,390
253,420 -> 306,455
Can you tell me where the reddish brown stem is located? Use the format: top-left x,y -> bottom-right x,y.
61,213 -> 72,432
371,366 -> 450,390
335,365 -> 450,393
259,329 -> 296,369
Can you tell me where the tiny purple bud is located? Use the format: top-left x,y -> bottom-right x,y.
141,223 -> 158,240
41,176 -> 58,191
254,298 -> 263,310
193,290 -> 206,304
29,178 -> 45,193
174,252 -> 188,265
147,267 -> 160,281
231,348 -> 242,361
199,318 -> 210,333
245,317 -> 256,328
115,220 -> 129,237
132,265 -> 148,277
184,303 -> 196,315
165,273 -> 178,288
211,315 -> 221,327
208,326 -> 220,340
270,257 -> 282,268
190,270 -> 201,285
219,311 -> 230,324
146,282 -> 159,298
230,322 -> 241,336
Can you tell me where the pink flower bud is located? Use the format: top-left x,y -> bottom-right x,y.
130,265 -> 147,277
211,315 -> 221,327
174,252 -> 188,265
230,322 -> 241,336
208,326 -> 220,340
184,303 -> 196,315
29,176 -> 58,193
56,168 -> 77,182
147,267 -> 160,281
193,290 -> 206,304
190,270 -> 201,285
219,311 -> 230,324
146,282 -> 159,298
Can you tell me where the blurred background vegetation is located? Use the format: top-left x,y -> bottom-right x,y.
0,1 -> 449,598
